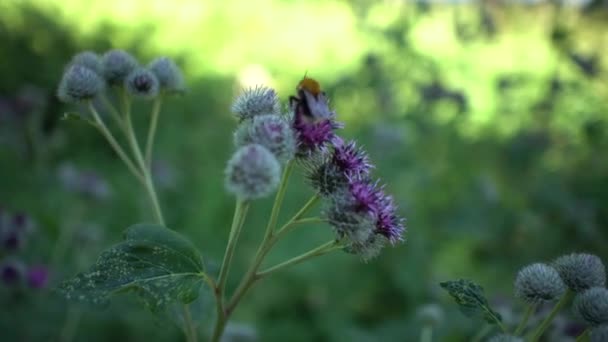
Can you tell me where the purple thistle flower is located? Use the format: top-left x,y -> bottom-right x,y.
374,195 -> 405,244
292,106 -> 342,155
332,140 -> 373,178
27,265 -> 49,289
348,179 -> 382,214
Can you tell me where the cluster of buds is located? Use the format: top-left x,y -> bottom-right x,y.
227,77 -> 405,260
57,49 -> 185,103
0,209 -> 48,290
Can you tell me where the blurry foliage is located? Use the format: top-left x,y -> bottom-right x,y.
1,0 -> 608,341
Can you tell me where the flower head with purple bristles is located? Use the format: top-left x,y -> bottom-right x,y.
332,140 -> 373,179
292,112 -> 341,155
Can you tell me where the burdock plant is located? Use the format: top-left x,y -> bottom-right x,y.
55,52 -> 406,342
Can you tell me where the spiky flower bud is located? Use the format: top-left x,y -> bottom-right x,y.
514,263 -> 566,303
591,324 -> 608,342
573,287 -> 608,326
69,51 -> 102,75
234,115 -> 296,164
148,57 -> 185,94
125,68 -> 160,100
343,234 -> 387,262
554,253 -> 606,292
101,49 -> 138,86
487,334 -> 524,342
57,65 -> 104,103
231,86 -> 280,121
417,303 -> 445,327
225,144 -> 281,200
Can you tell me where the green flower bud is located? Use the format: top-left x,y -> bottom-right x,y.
57,65 -> 104,103
125,68 -> 159,100
514,263 -> 566,303
343,234 -> 386,262
487,334 -> 524,342
101,49 -> 138,86
573,287 -> 608,326
231,86 -> 280,121
225,144 -> 281,200
417,303 -> 445,327
148,57 -> 185,94
591,324 -> 608,342
554,253 -> 606,292
234,115 -> 296,164
69,51 -> 102,75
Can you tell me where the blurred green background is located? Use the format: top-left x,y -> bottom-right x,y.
1,0 -> 607,341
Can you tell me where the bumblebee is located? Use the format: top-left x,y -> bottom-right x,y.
289,76 -> 334,122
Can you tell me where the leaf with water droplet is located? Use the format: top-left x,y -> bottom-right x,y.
439,279 -> 502,326
58,224 -> 207,312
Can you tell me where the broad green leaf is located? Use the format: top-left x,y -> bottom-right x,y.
58,224 -> 206,312
439,279 -> 502,326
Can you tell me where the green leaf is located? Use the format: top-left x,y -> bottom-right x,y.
58,224 -> 206,312
439,279 -> 502,326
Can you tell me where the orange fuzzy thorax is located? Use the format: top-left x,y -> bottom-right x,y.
297,77 -> 322,96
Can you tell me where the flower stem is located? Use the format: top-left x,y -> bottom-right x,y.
419,324 -> 433,342
514,303 -> 537,336
274,194 -> 321,241
145,97 -> 163,168
256,240 -> 340,278
217,200 -> 250,293
122,93 -> 165,225
87,102 -> 143,183
530,289 -> 573,341
100,94 -> 127,135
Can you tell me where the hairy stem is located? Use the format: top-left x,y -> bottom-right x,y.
217,200 -> 250,293
256,240 -> 340,278
575,328 -> 589,342
419,324 -> 433,342
530,289 -> 573,341
145,97 -> 163,168
514,303 -> 537,336
87,102 -> 143,183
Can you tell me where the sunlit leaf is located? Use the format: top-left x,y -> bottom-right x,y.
439,279 -> 502,326
58,224 -> 206,312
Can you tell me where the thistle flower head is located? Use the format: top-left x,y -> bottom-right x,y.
349,179 -> 382,214
293,114 -> 340,155
487,334 -> 524,342
324,191 -> 376,245
57,65 -> 104,103
573,287 -> 608,326
343,234 -> 387,262
125,68 -> 160,100
591,324 -> 608,342
101,49 -> 138,86
69,51 -> 102,75
148,57 -> 185,94
225,144 -> 281,200
514,263 -> 566,303
331,140 -> 372,179
231,86 -> 280,121
553,253 -> 606,292
374,194 -> 405,244
306,161 -> 348,196
234,115 -> 296,164
27,265 -> 49,289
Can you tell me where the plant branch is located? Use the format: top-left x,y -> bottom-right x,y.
530,289 -> 573,341
256,240 -> 340,278
514,303 -> 537,336
145,97 -> 163,168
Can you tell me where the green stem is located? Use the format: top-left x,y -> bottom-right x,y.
514,303 -> 537,336
274,194 -> 321,241
145,97 -> 163,168
419,324 -> 433,342
87,102 -> 144,183
256,240 -> 340,278
122,94 -> 165,225
100,94 -> 126,134
217,200 -> 250,292
575,328 -> 590,342
530,289 -> 573,341
182,305 -> 196,342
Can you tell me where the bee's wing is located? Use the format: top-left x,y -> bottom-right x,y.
303,90 -> 334,120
